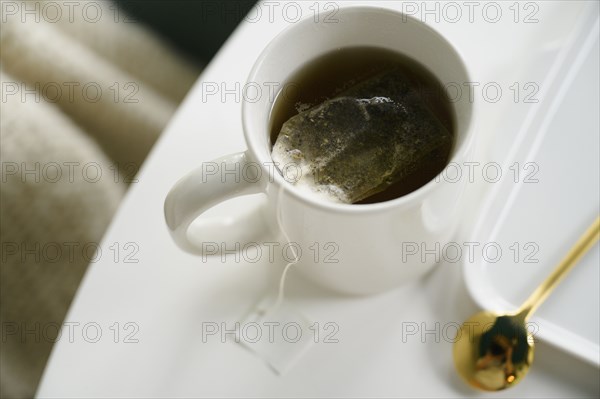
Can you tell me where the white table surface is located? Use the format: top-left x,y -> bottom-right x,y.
38,1 -> 600,397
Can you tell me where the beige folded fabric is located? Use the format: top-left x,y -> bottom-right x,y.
0,1 -> 201,397
2,11 -> 174,167
0,70 -> 125,397
51,0 -> 199,103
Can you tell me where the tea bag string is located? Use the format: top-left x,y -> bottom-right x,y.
272,182 -> 299,310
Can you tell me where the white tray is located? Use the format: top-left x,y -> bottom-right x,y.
464,10 -> 599,366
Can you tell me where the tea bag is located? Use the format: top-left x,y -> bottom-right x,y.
272,68 -> 452,203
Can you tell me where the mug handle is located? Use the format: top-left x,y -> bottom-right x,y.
164,151 -> 266,255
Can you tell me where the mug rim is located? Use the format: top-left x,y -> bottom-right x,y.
242,4 -> 476,214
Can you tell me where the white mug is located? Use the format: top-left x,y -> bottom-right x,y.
164,6 -> 475,295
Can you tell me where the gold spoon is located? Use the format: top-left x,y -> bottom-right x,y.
453,217 -> 600,391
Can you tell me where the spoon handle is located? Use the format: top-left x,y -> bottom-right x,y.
516,217 -> 600,321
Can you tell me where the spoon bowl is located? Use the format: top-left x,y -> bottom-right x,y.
453,311 -> 534,391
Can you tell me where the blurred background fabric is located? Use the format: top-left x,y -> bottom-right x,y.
0,0 -> 252,397
0,1 -> 198,396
